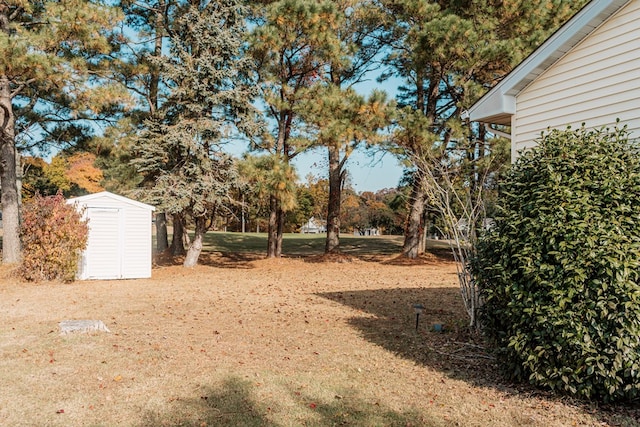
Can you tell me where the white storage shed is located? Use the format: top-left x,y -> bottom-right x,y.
67,192 -> 155,280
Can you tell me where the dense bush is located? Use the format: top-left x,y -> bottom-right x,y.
472,126 -> 640,402
20,193 -> 89,282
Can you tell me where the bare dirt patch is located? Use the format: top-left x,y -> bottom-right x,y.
0,254 -> 637,426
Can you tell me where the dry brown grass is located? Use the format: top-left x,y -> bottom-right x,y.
0,253 -> 638,426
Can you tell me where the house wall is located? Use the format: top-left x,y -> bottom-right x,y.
513,0 -> 640,158
72,194 -> 153,280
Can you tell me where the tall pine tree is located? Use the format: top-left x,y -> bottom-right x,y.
115,0 -> 173,252
300,84 -> 393,253
249,0 -> 341,258
315,0 -> 391,254
0,0 -> 123,263
382,0 -> 587,258
133,0 -> 260,267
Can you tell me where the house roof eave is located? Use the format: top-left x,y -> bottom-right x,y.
468,93 -> 515,125
467,0 -> 632,125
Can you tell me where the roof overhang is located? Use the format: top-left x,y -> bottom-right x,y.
67,191 -> 156,211
467,0 -> 632,125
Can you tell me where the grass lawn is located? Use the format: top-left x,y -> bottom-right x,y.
0,232 -> 637,426
199,232 -> 452,257
200,232 -> 412,256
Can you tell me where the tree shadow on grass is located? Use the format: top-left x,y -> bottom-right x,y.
317,287 -> 496,385
139,377 -> 274,427
381,250 -> 455,265
316,287 -> 640,425
139,376 -> 439,427
199,252 -> 262,269
154,251 -> 260,269
301,246 -> 455,264
290,388 -> 436,427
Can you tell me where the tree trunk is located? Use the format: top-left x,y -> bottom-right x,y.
183,216 -> 206,267
0,75 -> 21,264
241,193 -> 246,233
148,0 -> 163,116
276,207 -> 284,257
182,218 -> 191,248
402,176 -> 426,259
418,205 -> 429,254
325,144 -> 342,254
170,213 -> 186,256
267,194 -> 278,258
156,212 -> 168,252
148,4 -> 169,254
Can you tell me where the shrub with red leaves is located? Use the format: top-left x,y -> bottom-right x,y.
20,193 -> 88,282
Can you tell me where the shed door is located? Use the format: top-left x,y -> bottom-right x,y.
85,208 -> 123,279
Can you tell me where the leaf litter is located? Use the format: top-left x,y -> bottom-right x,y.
0,253 -> 637,426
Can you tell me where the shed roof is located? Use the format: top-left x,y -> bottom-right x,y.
467,0 -> 632,126
67,191 -> 155,211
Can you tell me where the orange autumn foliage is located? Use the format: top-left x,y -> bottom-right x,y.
65,152 -> 104,194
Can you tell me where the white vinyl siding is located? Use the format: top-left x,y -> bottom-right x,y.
69,192 -> 154,280
513,0 -> 640,156
122,206 -> 153,279
83,208 -> 123,279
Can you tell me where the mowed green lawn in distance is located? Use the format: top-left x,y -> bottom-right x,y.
200,232 -> 406,256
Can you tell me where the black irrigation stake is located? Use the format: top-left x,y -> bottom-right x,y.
413,304 -> 425,331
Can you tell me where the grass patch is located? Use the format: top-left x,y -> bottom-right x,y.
198,231 -> 451,258
200,232 -> 406,256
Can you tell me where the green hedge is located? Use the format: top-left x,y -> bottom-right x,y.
472,125 -> 640,401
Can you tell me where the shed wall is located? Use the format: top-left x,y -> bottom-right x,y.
81,208 -> 123,280
122,204 -> 153,279
72,193 -> 153,280
513,0 -> 640,157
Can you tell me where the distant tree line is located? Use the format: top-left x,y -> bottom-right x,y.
224,176 -> 407,236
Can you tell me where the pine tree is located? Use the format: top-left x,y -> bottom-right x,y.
239,153 -> 298,241
311,0 -> 392,254
115,0 -> 172,252
0,0 -> 123,263
249,0 -> 341,257
382,0 -> 588,258
133,0 -> 260,267
301,85 -> 393,253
